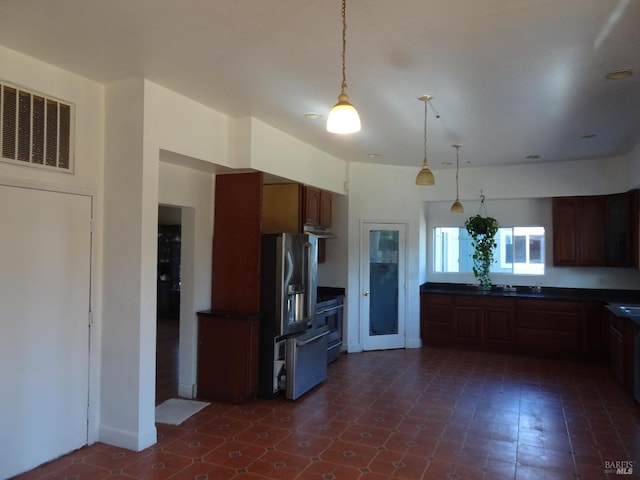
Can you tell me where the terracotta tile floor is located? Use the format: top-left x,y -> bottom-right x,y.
15,347 -> 640,479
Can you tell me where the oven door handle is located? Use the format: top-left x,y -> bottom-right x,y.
296,327 -> 329,346
316,305 -> 343,315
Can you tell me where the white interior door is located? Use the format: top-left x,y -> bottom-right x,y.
0,185 -> 92,479
361,222 -> 406,351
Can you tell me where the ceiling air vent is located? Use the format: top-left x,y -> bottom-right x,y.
1,81 -> 74,172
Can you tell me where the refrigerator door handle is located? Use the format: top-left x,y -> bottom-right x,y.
303,241 -> 316,319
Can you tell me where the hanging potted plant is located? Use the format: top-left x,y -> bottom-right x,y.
464,209 -> 499,290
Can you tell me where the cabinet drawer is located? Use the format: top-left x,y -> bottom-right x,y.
422,293 -> 454,305
517,310 -> 581,332
516,299 -> 581,313
516,329 -> 582,353
426,304 -> 454,324
456,296 -> 515,309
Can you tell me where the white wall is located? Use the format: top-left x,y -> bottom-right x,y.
102,78 -> 157,451
241,117 -> 348,194
345,163 -> 425,353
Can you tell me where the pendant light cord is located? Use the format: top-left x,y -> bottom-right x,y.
340,0 -> 348,94
455,146 -> 460,199
423,99 -> 428,166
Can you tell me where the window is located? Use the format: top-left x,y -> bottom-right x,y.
434,226 -> 545,275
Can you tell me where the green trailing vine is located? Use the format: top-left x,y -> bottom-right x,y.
464,213 -> 499,289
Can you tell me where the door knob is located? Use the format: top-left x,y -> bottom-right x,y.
363,291 -> 370,296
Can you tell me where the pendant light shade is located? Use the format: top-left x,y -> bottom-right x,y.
416,165 -> 435,185
415,95 -> 435,185
450,199 -> 464,213
327,93 -> 361,133
450,144 -> 464,213
327,0 -> 361,134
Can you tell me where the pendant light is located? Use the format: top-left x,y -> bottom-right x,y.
415,95 -> 435,185
450,144 -> 464,213
326,0 -> 361,134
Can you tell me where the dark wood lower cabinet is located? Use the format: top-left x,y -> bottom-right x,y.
609,314 -> 625,383
197,310 -> 260,404
516,299 -> 583,354
421,293 -> 604,358
485,308 -> 514,345
453,297 -> 515,349
420,293 -> 454,345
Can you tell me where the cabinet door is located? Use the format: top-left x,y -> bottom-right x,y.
197,314 -> 260,404
212,172 -> 262,312
579,196 -> 606,266
553,197 -> 579,265
606,190 -> 639,268
454,307 -> 482,345
485,308 -> 513,345
262,183 -> 301,234
609,323 -> 624,383
303,186 -> 321,226
553,196 -> 606,266
320,190 -> 332,228
420,293 -> 453,344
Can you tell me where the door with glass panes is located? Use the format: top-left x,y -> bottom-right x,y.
361,223 -> 406,350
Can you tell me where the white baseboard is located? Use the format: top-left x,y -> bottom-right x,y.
178,382 -> 197,399
98,424 -> 156,452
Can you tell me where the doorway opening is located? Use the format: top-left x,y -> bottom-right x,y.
156,205 -> 182,405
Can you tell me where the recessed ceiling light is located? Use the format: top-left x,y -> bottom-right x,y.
526,155 -> 540,160
368,153 -> 381,159
581,133 -> 597,139
606,69 -> 633,80
304,112 -> 323,120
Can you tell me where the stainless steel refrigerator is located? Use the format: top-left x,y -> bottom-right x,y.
259,233 -> 329,399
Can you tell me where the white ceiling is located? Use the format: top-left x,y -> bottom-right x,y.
1,0 -> 639,170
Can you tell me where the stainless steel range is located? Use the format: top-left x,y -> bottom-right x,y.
313,287 -> 345,363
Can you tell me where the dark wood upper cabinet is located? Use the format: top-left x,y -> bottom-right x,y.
552,195 -> 606,266
263,184 -> 333,263
262,183 -> 302,234
303,186 -> 321,226
553,190 -> 639,268
211,172 -> 263,312
319,190 -> 332,228
552,197 -> 580,266
580,196 -> 607,265
606,190 -> 639,268
263,184 -> 333,231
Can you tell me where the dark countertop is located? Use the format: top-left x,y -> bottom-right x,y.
420,282 -> 640,304
197,309 -> 262,320
606,303 -> 640,327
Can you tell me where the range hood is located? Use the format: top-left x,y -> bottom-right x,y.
303,225 -> 337,239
